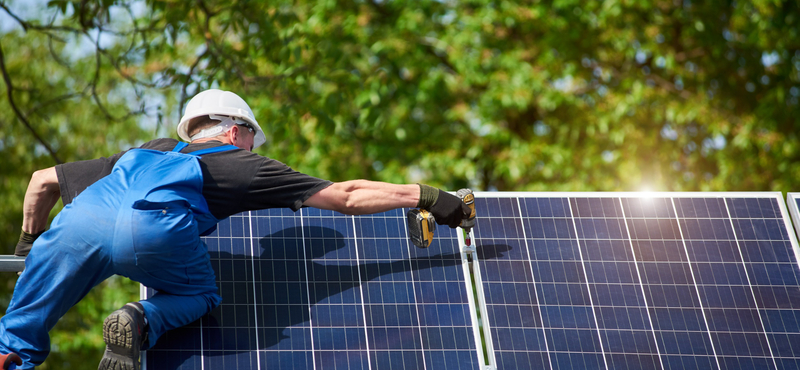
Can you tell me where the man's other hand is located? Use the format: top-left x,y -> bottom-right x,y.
15,229 -> 43,257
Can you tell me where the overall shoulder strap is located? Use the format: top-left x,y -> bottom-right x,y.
172,142 -> 189,152
171,142 -> 238,156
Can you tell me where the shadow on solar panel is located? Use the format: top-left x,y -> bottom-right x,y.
145,224 -> 510,369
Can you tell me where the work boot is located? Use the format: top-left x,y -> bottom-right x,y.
98,302 -> 147,370
1,353 -> 22,370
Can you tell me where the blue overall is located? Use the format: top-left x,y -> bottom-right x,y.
0,142 -> 236,369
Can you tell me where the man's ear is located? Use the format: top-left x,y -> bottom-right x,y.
225,125 -> 240,143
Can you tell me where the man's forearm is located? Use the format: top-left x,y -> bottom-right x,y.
22,167 -> 60,233
304,180 -> 420,215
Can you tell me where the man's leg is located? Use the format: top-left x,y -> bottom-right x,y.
138,290 -> 221,349
110,258 -> 221,351
97,290 -> 220,370
107,205 -> 221,364
0,219 -> 114,369
104,243 -> 220,370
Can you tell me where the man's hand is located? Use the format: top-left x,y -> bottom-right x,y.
418,185 -> 471,228
15,229 -> 44,257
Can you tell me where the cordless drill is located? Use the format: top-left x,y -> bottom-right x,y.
407,188 -> 476,248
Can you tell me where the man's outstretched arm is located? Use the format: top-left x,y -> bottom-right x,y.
304,180 -> 470,227
303,180 -> 419,215
16,167 -> 60,256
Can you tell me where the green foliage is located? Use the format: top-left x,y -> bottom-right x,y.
0,17 -> 146,370
1,0 -> 799,368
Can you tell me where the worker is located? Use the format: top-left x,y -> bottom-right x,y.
0,89 -> 471,370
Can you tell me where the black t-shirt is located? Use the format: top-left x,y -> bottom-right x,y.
55,138 -> 333,219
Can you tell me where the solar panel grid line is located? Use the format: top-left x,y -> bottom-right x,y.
668,198 -> 723,370
566,197 -> 611,370
617,197 -> 666,370
298,210 -> 318,370
199,316 -> 204,370
515,197 -> 553,370
246,211 -> 262,370
721,199 -> 779,369
400,211 -> 429,370
349,214 -> 373,370
242,213 -> 261,370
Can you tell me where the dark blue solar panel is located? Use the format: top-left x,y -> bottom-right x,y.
144,207 -> 482,370
475,194 -> 800,370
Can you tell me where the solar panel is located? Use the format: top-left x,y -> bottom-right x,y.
143,207 -> 484,370
142,192 -> 800,370
473,193 -> 800,370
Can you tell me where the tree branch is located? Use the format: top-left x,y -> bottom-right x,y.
0,42 -> 63,164
0,2 -> 83,35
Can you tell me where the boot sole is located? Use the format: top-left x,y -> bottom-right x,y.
99,309 -> 141,370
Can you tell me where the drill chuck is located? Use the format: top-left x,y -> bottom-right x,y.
456,188 -> 476,230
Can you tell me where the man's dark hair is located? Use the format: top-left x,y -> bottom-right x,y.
186,115 -> 221,137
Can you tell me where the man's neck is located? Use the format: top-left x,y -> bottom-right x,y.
190,137 -> 230,145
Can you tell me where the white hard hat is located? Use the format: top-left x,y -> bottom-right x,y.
177,89 -> 266,148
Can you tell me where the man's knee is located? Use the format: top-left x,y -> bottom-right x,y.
205,292 -> 223,311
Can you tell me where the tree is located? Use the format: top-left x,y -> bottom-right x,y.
1,0 -> 799,368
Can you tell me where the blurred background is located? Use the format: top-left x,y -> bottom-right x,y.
1,0 -> 799,368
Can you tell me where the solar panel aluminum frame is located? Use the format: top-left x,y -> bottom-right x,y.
458,225 -> 497,370
787,193 -> 800,245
